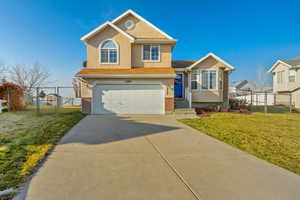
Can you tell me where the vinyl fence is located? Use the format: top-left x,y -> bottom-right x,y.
231,90 -> 294,113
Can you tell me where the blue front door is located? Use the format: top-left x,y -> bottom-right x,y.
174,74 -> 183,98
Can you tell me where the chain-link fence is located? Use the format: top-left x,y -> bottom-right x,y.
230,89 -> 294,113
24,86 -> 81,114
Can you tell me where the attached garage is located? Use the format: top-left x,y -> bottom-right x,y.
92,84 -> 164,114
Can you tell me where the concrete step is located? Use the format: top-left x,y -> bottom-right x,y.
174,108 -> 197,114
175,100 -> 190,109
174,113 -> 199,119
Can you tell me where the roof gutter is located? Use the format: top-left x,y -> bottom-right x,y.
76,74 -> 176,79
134,39 -> 177,44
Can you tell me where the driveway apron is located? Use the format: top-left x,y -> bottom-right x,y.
25,115 -> 300,200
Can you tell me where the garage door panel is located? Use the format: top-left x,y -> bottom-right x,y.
93,85 -> 164,114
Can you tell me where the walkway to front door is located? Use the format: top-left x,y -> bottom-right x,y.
24,115 -> 300,200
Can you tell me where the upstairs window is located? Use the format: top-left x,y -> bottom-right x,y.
143,45 -> 160,61
100,40 -> 118,64
288,69 -> 296,82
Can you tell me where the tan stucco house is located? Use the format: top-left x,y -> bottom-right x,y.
76,9 -> 235,114
268,56 -> 300,108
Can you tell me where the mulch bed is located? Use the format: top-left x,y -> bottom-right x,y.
195,108 -> 250,117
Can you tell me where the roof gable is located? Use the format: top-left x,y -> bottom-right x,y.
268,56 -> 300,73
268,60 -> 291,73
80,21 -> 135,42
187,53 -> 235,71
80,10 -> 176,42
112,10 -> 175,40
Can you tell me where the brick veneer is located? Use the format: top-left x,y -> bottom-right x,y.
82,98 -> 91,114
165,97 -> 174,112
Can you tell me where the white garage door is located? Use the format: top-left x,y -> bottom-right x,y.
92,84 -> 164,114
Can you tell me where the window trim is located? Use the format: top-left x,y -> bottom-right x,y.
142,45 -> 160,62
199,69 -> 218,91
190,69 -> 219,91
191,71 -> 198,90
99,39 -> 119,64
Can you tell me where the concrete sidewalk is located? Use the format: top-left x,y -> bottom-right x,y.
24,115 -> 300,200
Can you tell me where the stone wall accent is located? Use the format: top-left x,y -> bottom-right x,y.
165,97 -> 174,112
82,98 -> 91,114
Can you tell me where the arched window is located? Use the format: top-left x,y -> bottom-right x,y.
100,40 -> 118,64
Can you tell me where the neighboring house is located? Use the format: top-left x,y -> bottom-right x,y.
230,80 -> 256,95
268,56 -> 300,108
76,10 -> 235,114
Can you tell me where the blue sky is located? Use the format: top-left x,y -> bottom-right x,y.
0,0 -> 300,85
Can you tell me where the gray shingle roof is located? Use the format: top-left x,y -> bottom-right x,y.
282,56 -> 300,67
172,60 -> 197,68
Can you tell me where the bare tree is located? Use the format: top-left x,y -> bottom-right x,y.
0,60 -> 8,82
9,62 -> 50,92
255,66 -> 269,91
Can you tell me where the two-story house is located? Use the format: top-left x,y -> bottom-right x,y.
268,56 -> 300,108
76,10 -> 235,114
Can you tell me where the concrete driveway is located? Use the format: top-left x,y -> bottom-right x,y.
24,115 -> 300,200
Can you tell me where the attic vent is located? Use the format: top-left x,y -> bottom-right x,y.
124,19 -> 135,30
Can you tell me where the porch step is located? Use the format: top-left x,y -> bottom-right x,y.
175,100 -> 190,109
171,108 -> 198,119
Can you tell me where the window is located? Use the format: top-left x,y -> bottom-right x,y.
209,70 -> 216,89
288,69 -> 296,82
143,45 -> 160,61
201,70 -> 217,90
191,71 -> 198,90
201,70 -> 209,89
100,40 -> 118,64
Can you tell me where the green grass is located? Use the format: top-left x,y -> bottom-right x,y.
180,113 -> 300,175
0,109 -> 85,191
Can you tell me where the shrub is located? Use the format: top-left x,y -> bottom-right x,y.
229,98 -> 248,110
0,82 -> 24,111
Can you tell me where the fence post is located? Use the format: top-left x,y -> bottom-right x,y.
56,87 -> 60,113
250,90 -> 253,106
274,93 -> 276,106
264,91 -> 267,113
256,94 -> 258,105
289,93 -> 292,113
36,87 -> 40,113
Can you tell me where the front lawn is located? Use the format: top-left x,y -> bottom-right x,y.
180,113 -> 300,175
0,109 -> 85,191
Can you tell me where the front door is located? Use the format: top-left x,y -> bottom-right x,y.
174,73 -> 184,98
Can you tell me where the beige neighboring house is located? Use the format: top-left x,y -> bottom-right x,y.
76,9 -> 235,114
268,56 -> 300,108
